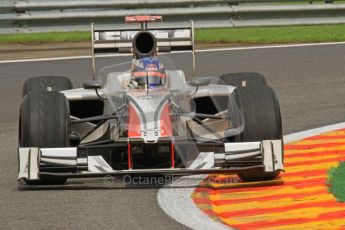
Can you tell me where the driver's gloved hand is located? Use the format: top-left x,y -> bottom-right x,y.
127,81 -> 138,89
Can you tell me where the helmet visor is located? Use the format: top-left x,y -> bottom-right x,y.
133,71 -> 166,87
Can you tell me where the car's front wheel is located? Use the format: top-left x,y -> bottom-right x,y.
232,85 -> 283,181
19,91 -> 70,185
22,75 -> 73,97
219,72 -> 267,88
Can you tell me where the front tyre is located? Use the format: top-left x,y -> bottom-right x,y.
233,85 -> 283,181
19,92 -> 70,185
219,72 -> 267,88
22,75 -> 73,97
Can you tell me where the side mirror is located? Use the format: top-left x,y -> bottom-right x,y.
83,80 -> 102,89
188,77 -> 212,87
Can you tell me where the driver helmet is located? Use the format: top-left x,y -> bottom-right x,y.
131,57 -> 167,88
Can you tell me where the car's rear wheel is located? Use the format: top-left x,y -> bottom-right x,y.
219,72 -> 267,88
19,91 -> 70,185
22,76 -> 73,97
232,85 -> 283,181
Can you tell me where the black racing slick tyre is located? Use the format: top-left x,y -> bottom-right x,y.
219,72 -> 267,88
233,85 -> 283,182
19,92 -> 70,185
22,76 -> 73,97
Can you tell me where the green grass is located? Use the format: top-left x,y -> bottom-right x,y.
327,162 -> 345,202
195,24 -> 345,44
2,24 -> 345,44
0,31 -> 91,43
271,0 -> 345,5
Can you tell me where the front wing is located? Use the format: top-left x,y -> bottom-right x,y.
18,140 -> 284,181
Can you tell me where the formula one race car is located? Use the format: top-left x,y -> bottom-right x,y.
18,16 -> 284,185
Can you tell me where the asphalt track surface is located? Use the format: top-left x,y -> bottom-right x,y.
1,44 -> 345,229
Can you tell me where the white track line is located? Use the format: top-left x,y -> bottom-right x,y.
284,122 -> 345,144
157,122 -> 345,230
2,41 -> 345,64
157,175 -> 230,230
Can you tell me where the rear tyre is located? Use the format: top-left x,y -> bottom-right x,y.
22,76 -> 73,97
19,91 -> 70,185
232,85 -> 283,181
219,72 -> 267,88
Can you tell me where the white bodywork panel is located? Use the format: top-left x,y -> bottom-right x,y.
70,117 -> 96,139
88,156 -> 113,173
61,72 -> 234,102
223,140 -> 284,172
192,84 -> 235,98
18,148 -> 39,180
62,88 -> 99,101
264,140 -> 284,172
188,152 -> 215,169
80,121 -> 110,144
93,29 -> 192,53
224,142 -> 261,152
40,147 -> 78,166
104,70 -> 188,93
188,111 -> 229,139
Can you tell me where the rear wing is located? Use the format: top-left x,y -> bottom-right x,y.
91,20 -> 195,79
